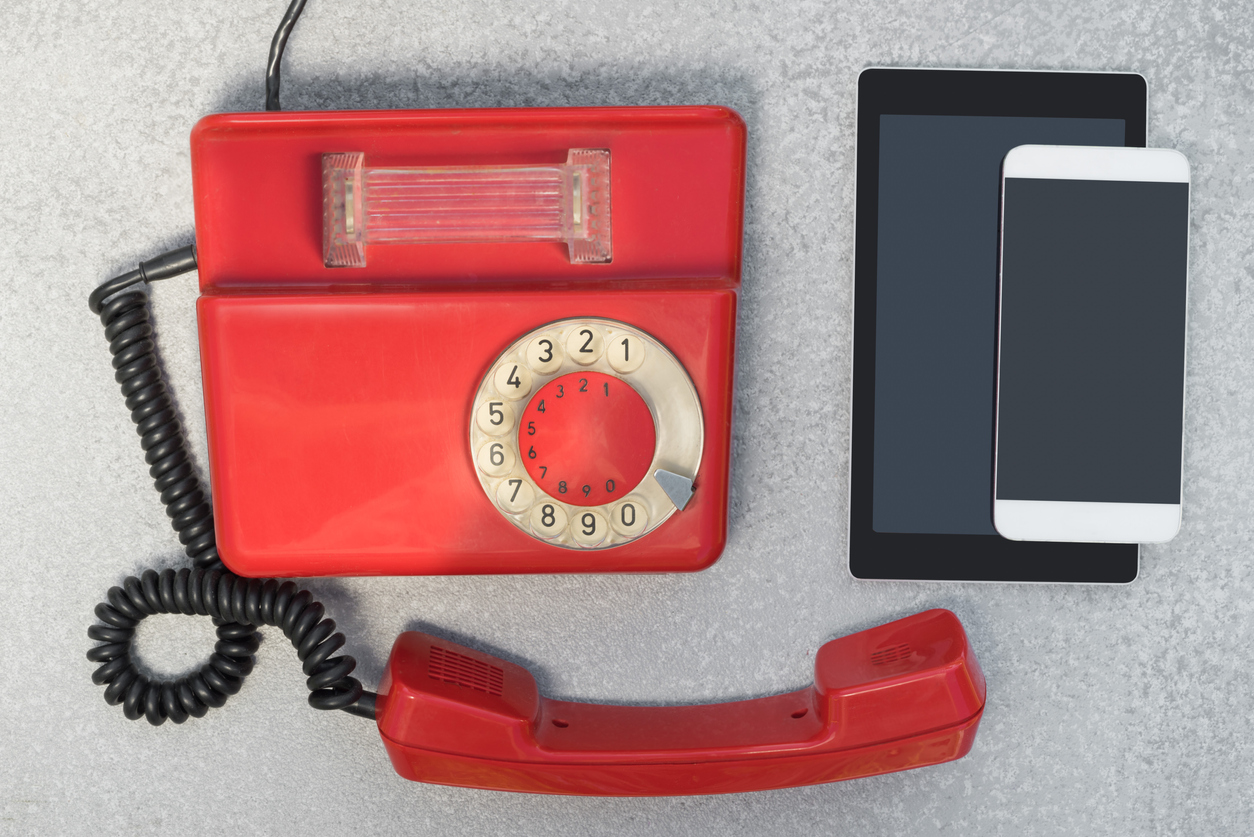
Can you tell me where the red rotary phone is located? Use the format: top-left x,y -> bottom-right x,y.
85,7 -> 986,796
191,106 -> 742,576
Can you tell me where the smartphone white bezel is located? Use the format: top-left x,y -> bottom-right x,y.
993,144 -> 1190,545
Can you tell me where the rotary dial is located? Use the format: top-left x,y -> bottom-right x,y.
469,319 -> 702,550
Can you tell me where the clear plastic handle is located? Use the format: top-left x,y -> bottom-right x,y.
323,149 -> 611,268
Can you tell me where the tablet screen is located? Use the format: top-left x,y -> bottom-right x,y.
872,115 -> 1125,535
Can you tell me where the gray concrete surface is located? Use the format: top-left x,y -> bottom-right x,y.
2,0 -> 1252,834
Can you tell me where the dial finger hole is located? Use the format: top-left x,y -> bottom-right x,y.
476,441 -> 516,477
493,361 -> 533,400
571,509 -> 608,547
611,496 -> 649,537
476,400 -> 515,435
607,331 -> 645,374
565,325 -> 604,366
496,477 -> 535,513
530,502 -> 567,539
525,334 -> 563,374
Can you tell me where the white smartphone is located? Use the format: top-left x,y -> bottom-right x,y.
993,145 -> 1190,544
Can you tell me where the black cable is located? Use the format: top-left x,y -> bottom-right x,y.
87,246 -> 377,724
265,0 -> 309,111
88,247 -> 217,570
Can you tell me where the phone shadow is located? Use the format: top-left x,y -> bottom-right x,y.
209,64 -> 759,116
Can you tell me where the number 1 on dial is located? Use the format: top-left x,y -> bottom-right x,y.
608,333 -> 644,373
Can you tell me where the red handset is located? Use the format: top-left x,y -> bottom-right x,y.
375,609 -> 985,795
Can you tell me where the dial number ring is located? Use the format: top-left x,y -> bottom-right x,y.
469,318 -> 703,550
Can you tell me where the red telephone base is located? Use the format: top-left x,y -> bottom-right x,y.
375,609 -> 985,796
191,106 -> 746,577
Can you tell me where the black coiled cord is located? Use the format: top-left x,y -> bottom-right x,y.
88,567 -> 373,724
86,246 -> 377,725
92,263 -> 219,569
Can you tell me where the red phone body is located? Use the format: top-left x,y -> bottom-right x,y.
375,609 -> 986,796
190,107 -> 746,577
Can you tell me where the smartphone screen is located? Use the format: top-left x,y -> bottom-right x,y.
995,176 -> 1189,509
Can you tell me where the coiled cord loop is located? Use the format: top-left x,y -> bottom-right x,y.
89,567 -> 365,725
87,249 -> 376,725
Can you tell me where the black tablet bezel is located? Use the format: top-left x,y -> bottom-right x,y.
849,68 -> 1145,583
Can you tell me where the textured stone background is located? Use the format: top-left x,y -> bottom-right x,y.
2,0 -> 1252,834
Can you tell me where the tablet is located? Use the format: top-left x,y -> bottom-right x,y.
848,68 -> 1145,583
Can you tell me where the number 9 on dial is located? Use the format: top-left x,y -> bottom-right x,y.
571,509 -> 607,546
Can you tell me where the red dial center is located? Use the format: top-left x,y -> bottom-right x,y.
519,371 -> 656,506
